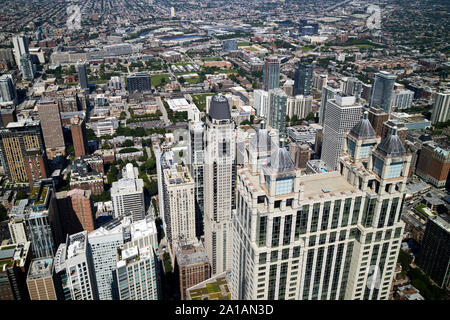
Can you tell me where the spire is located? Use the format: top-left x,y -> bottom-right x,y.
268,147 -> 295,173
349,111 -> 376,139
376,126 -> 406,157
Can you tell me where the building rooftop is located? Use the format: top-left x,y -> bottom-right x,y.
187,271 -> 231,300
176,239 -> 209,267
209,95 -> 231,120
130,216 -> 157,243
27,258 -> 54,281
67,231 -> 87,259
300,172 -> 358,198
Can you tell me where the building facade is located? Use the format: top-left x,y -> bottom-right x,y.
263,56 -> 280,91
203,95 -> 235,276
369,71 -> 396,114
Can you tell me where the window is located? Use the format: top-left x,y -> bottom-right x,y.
259,253 -> 267,264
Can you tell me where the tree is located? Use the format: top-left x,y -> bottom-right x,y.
306,112 -> 316,122
107,166 -> 118,185
147,179 -> 158,197
16,190 -> 28,201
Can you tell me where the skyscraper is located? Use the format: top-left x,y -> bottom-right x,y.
415,215 -> 450,290
204,95 -> 235,275
188,121 -> 205,237
232,116 -> 411,300
67,189 -> 95,232
12,35 -> 29,68
77,61 -> 89,90
70,116 -> 88,158
37,99 -> 65,154
0,74 -> 18,105
268,88 -> 288,138
369,71 -> 396,113
116,246 -> 160,300
161,164 -> 196,254
0,242 -> 32,300
26,258 -> 62,300
286,95 -> 313,119
54,231 -> 99,300
263,56 -> 280,91
111,164 -> 145,222
0,120 -> 48,185
320,85 -> 341,126
321,95 -> 362,170
88,217 -> 130,300
430,91 -> 449,124
19,54 -> 35,80
293,63 -> 313,96
254,89 -> 270,117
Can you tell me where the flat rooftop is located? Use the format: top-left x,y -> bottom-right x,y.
300,172 -> 357,198
27,258 -> 54,280
187,271 -> 231,300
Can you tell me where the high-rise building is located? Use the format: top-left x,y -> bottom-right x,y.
263,56 -> 280,91
111,164 -> 145,222
37,99 -> 65,154
54,231 -> 99,300
341,77 -> 363,104
175,238 -> 210,300
293,63 -> 313,96
126,72 -> 152,92
26,258 -> 62,300
232,116 -> 411,300
67,189 -> 95,232
320,85 -> 341,125
161,163 -> 196,254
88,217 -> 131,300
116,246 -> 160,300
0,242 -> 32,300
369,71 -> 396,113
77,62 -> 89,90
188,121 -> 205,237
204,95 -> 235,276
430,91 -> 450,124
19,54 -> 35,80
368,106 -> 389,137
321,95 -> 362,170
286,95 -> 313,119
170,6 -> 175,17
0,120 -> 48,185
9,180 -> 63,259
254,89 -> 270,117
268,88 -> 288,138
70,116 -> 88,158
0,74 -> 18,105
223,39 -> 238,52
393,89 -> 414,110
0,48 -> 14,65
416,215 -> 450,290
12,35 -> 29,68
415,142 -> 449,188
289,142 -> 312,170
